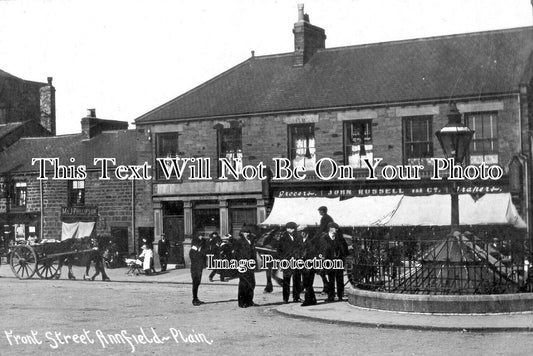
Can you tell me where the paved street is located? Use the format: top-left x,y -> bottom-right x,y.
1,268 -> 533,355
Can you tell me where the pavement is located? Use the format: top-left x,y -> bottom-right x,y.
2,262 -> 533,332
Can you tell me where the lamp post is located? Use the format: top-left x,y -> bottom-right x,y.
435,102 -> 474,231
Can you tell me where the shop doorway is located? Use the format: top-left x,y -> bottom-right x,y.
162,201 -> 185,266
163,216 -> 184,265
110,226 -> 129,256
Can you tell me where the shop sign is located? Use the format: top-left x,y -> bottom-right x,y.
61,206 -> 98,219
276,184 -> 506,198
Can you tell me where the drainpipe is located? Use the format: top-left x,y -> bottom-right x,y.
132,179 -> 136,255
40,179 -> 43,239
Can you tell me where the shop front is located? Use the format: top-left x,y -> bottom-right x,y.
153,179 -> 268,267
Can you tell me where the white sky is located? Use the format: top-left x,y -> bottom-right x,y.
0,0 -> 531,134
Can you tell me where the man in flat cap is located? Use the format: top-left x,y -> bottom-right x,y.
321,222 -> 349,302
277,221 -> 302,303
318,206 -> 334,235
317,206 -> 334,294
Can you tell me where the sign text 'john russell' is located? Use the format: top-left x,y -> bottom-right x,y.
31,157 -> 504,182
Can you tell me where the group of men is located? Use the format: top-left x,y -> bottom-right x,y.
188,206 -> 349,308
277,206 -> 349,305
189,227 -> 257,307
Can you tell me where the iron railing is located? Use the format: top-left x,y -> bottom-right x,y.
350,230 -> 531,294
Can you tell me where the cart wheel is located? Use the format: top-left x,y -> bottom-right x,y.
10,245 -> 37,279
36,256 -> 62,279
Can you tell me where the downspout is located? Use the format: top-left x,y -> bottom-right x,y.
40,179 -> 43,239
132,179 -> 136,255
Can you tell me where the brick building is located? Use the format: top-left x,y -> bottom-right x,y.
0,110 -> 142,254
135,5 -> 533,266
0,70 -> 56,152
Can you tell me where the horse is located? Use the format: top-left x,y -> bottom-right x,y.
53,235 -> 111,281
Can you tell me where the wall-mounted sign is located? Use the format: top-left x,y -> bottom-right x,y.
61,206 -> 98,220
275,184 -> 506,198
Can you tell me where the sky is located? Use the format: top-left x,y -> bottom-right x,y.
0,0 -> 531,134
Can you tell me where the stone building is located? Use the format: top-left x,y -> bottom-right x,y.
0,70 -> 56,152
135,5 -> 533,266
0,110 -> 141,254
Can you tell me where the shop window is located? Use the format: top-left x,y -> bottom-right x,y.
12,182 -> 27,208
288,124 -> 316,171
68,180 -> 85,206
229,200 -> 257,236
465,112 -> 498,165
344,120 -> 373,168
156,132 -> 179,179
193,201 -> 220,236
218,127 -> 243,176
403,116 -> 433,165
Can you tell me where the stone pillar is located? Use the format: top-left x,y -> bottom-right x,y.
184,201 -> 193,236
219,200 -> 229,235
183,237 -> 192,268
257,199 -> 267,224
153,202 -> 163,271
153,201 -> 162,240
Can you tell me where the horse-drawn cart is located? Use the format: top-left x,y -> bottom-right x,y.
9,239 -> 98,280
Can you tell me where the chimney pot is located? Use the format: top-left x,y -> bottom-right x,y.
87,108 -> 96,118
297,4 -> 305,21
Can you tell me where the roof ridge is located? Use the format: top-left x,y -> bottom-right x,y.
320,25 -> 533,53
135,57 -> 256,123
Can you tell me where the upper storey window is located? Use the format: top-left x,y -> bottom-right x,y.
403,116 -> 433,165
344,120 -> 373,168
288,124 -> 315,171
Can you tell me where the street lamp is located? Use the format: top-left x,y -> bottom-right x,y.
435,102 -> 474,230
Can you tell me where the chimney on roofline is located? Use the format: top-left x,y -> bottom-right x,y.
293,4 -> 326,67
39,76 -> 56,136
81,109 -> 128,139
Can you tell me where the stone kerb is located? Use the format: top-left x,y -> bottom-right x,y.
348,286 -> 533,313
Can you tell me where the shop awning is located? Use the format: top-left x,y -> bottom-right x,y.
261,193 -> 526,228
381,193 -> 526,228
260,197 -> 340,226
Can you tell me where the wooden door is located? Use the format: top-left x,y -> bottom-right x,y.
163,216 -> 184,265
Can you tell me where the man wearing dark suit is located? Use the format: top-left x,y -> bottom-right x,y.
235,226 -> 257,308
317,206 -> 334,294
277,221 -> 302,303
189,234 -> 207,306
318,206 -> 334,234
321,222 -> 349,302
158,234 -> 170,272
298,226 -> 318,306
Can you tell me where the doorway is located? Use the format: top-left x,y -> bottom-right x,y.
162,201 -> 185,266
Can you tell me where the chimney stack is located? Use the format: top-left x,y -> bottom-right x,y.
81,108 -> 99,139
39,76 -> 56,136
293,4 -> 326,67
81,109 -> 129,139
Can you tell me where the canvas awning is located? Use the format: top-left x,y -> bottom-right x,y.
61,221 -> 96,240
260,197 -> 340,226
260,193 -> 525,228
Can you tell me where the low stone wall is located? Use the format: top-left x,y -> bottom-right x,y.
348,287 -> 533,313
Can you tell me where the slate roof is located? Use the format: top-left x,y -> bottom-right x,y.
0,69 -> 19,79
0,122 -> 25,139
136,26 -> 533,124
0,130 -> 138,174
